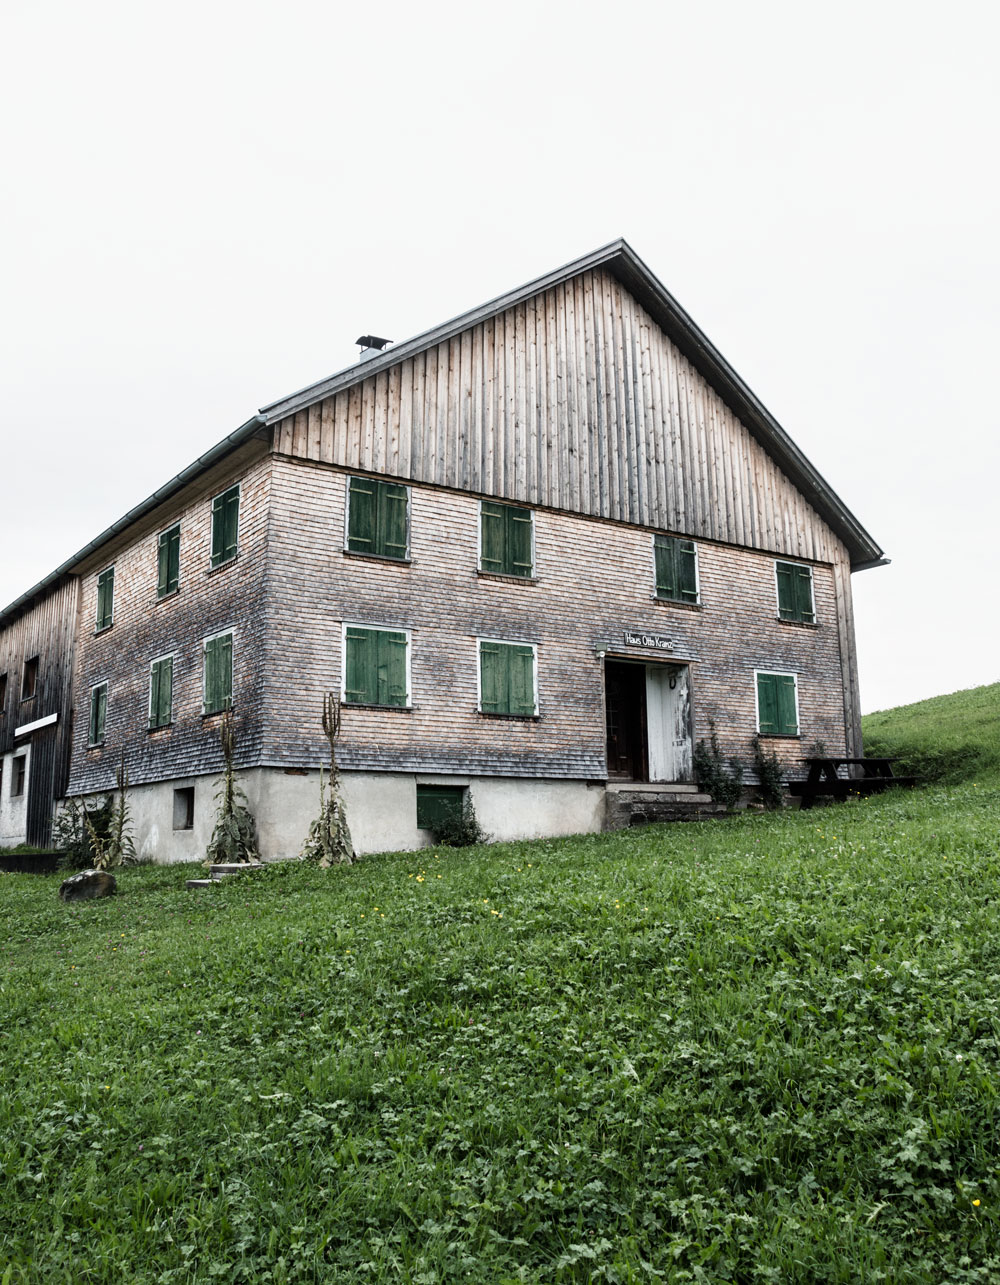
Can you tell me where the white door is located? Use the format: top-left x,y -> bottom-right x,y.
645,665 -> 692,782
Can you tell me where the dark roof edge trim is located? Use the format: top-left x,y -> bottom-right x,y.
0,416 -> 266,628
257,238 -> 884,569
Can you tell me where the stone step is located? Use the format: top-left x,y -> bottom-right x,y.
606,781 -> 700,794
185,878 -> 216,889
612,791 -> 714,806
210,862 -> 264,876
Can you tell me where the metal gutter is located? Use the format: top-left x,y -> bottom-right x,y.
0,415 -> 266,628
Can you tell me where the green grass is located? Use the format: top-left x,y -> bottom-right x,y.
863,681 -> 1000,783
2,689 -> 1000,1282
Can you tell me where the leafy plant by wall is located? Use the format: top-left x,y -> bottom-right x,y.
752,734 -> 785,810
301,693 -> 355,867
432,795 -> 487,848
206,712 -> 258,866
692,720 -> 744,809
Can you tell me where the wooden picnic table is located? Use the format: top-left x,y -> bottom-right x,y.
789,757 -> 916,809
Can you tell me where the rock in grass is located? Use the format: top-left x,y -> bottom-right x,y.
59,869 -> 117,902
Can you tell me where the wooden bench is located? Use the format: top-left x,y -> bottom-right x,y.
789,757 -> 916,809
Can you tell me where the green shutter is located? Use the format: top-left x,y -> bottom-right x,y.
416,785 -> 464,830
509,644 -> 536,714
777,562 -> 814,622
480,502 -> 506,573
776,675 -> 798,735
654,537 -> 676,598
479,642 -> 501,711
204,634 -> 232,714
380,631 -> 408,707
507,507 -> 533,576
345,627 -> 407,706
150,657 -> 173,728
678,541 -> 698,600
89,685 -> 106,745
795,565 -> 815,623
655,537 -> 698,601
211,487 -> 239,567
480,641 -> 535,715
757,673 -> 778,734
379,483 -> 409,559
348,478 -> 376,553
158,526 -> 180,597
96,568 -> 114,630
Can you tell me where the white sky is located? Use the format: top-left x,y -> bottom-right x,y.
2,0 -> 997,714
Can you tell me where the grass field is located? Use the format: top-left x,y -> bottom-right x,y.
2,686 -> 999,1282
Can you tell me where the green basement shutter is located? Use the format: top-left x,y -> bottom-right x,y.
757,672 -> 798,736
776,561 -> 815,623
344,628 -> 408,706
480,501 -> 533,577
348,478 -> 409,558
149,656 -> 173,728
95,567 -> 114,630
204,633 -> 233,714
654,536 -> 698,601
416,785 -> 465,830
211,486 -> 240,567
157,525 -> 180,596
480,641 -> 535,715
89,684 -> 107,745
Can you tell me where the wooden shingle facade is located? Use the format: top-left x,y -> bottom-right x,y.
0,241 -> 885,857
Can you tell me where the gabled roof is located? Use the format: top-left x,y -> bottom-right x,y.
260,238 -> 884,569
0,239 -> 884,628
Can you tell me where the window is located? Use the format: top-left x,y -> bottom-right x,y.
479,640 -> 537,716
416,784 -> 465,830
173,787 -> 195,831
775,561 -> 815,623
21,656 -> 38,700
96,566 -> 115,631
343,626 -> 409,707
149,655 -> 173,729
480,501 -> 534,578
12,755 -> 26,797
211,485 -> 240,567
158,524 -> 180,596
654,535 -> 698,602
203,631 -> 233,714
0,672 -> 7,710
346,476 -> 409,560
89,683 -> 108,746
756,671 -> 799,737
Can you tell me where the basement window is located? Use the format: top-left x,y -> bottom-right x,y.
173,787 -> 195,831
12,755 -> 27,797
416,785 -> 465,831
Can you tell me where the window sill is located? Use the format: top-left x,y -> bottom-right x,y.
342,701 -> 413,712
476,710 -> 541,721
650,596 -> 702,611
148,723 -> 173,733
776,617 -> 819,629
87,742 -> 105,751
94,623 -> 114,636
201,708 -> 234,720
476,571 -> 538,586
154,588 -> 181,606
206,555 -> 238,577
342,550 -> 412,566
756,732 -> 801,739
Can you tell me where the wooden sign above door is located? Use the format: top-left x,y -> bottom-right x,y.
622,630 -> 673,652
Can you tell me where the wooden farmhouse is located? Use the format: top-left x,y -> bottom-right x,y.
0,240 -> 885,857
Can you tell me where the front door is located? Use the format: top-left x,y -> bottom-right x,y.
645,663 -> 693,782
605,662 -> 648,780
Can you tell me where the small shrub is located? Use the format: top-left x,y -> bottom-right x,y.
206,712 -> 258,866
51,796 -> 115,869
433,796 -> 488,848
693,720 -> 744,809
752,734 -> 785,809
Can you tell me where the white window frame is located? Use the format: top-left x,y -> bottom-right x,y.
340,621 -> 413,708
148,653 -> 175,728
753,668 -> 800,737
343,475 -> 412,560
202,628 -> 235,714
209,482 -> 241,568
88,680 -> 109,747
95,564 -> 115,632
475,636 -> 539,716
773,560 -> 816,624
156,521 -> 182,597
477,500 -> 536,577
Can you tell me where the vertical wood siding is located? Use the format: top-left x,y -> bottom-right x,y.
273,268 -> 841,564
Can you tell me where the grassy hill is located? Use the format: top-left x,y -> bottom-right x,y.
2,688 -> 999,1283
863,681 -> 1000,783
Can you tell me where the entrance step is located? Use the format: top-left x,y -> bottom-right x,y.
187,861 -> 266,890
605,786 -> 728,830
606,781 -> 701,795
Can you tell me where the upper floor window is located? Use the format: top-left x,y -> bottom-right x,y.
149,655 -> 174,729
21,656 -> 38,700
211,485 -> 240,568
89,682 -> 108,746
346,477 -> 409,560
480,501 -> 534,578
203,631 -> 233,714
775,561 -> 815,623
158,524 -> 181,597
654,535 -> 698,603
756,671 -> 799,737
96,566 -> 115,631
478,639 -> 537,716
0,672 -> 7,711
343,625 -> 409,708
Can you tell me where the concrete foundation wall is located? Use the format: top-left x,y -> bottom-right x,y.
0,744 -> 31,847
67,767 -> 607,863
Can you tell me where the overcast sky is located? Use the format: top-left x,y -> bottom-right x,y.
2,0 -> 996,714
